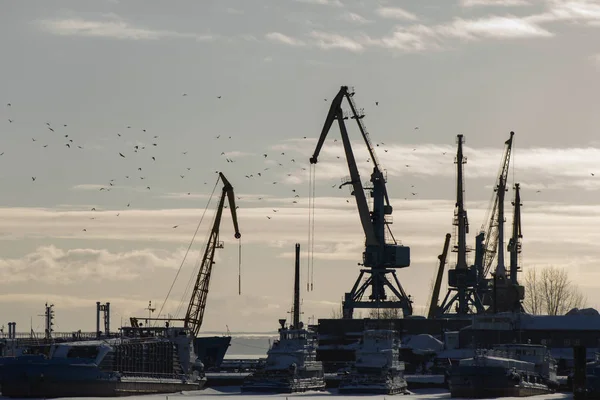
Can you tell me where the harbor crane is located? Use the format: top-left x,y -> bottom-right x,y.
481,132 -> 514,281
184,172 -> 241,336
310,86 -> 412,319
436,135 -> 484,317
138,172 -> 241,335
475,132 -> 524,312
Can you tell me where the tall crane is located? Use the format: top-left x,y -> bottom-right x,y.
184,172 -> 241,336
436,135 -> 484,316
310,86 -> 412,318
480,132 -> 515,283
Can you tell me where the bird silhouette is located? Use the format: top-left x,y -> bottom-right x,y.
119,153 -> 125,158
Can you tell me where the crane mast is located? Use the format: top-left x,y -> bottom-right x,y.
481,132 -> 514,280
184,172 -> 241,337
436,135 -> 484,317
508,183 -> 522,284
310,86 -> 412,319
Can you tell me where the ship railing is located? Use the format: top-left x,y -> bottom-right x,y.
6,331 -> 115,341
120,371 -> 191,382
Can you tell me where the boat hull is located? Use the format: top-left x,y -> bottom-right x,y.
0,355 -> 205,398
338,375 -> 408,395
2,379 -> 204,398
449,365 -> 554,398
193,336 -> 231,370
241,376 -> 326,393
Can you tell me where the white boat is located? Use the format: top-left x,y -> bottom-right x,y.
241,244 -> 325,393
241,319 -> 326,393
338,329 -> 408,395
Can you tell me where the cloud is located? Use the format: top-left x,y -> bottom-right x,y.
337,12 -> 371,24
2,195 -> 600,331
461,0 -> 531,6
439,16 -> 553,39
528,1 -> 600,24
309,31 -> 364,52
0,245 -> 181,284
311,15 -> 551,54
265,32 -> 306,46
375,7 -> 418,21
37,14 -> 213,41
272,138 -> 600,187
295,0 -> 344,6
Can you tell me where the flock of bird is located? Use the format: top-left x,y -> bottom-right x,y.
5,97 -> 425,235
8,96 -> 567,236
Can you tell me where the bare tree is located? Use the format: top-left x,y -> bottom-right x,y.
368,297 -> 402,319
330,307 -> 343,319
523,266 -> 586,315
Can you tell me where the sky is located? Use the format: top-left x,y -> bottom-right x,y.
0,0 -> 600,334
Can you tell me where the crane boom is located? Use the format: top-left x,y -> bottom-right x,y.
427,233 -> 452,319
184,172 -> 241,337
481,132 -> 514,279
310,87 -> 378,246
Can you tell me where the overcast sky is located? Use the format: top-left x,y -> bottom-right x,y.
1,0 -> 599,334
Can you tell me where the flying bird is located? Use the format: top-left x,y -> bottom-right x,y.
172,225 -> 178,228
119,153 -> 125,158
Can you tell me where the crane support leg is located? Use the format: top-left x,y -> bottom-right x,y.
342,268 -> 413,318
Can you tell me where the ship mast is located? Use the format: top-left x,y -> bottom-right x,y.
293,243 -> 301,329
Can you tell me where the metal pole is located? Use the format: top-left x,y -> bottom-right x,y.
293,243 -> 301,329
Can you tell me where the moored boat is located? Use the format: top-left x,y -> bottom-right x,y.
338,328 -> 408,395
1,326 -> 206,398
241,243 -> 325,393
449,343 -> 558,398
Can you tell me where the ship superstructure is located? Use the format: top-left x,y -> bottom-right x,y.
338,328 -> 408,394
241,244 -> 325,393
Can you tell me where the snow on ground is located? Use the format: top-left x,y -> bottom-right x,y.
11,387 -> 573,400
183,387 -> 574,399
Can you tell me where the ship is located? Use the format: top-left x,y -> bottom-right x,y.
338,328 -> 408,395
193,336 -> 231,370
241,243 -> 326,393
0,326 -> 206,398
448,343 -> 558,398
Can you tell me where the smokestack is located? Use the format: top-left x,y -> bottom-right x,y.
293,243 -> 301,329
96,302 -> 101,338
